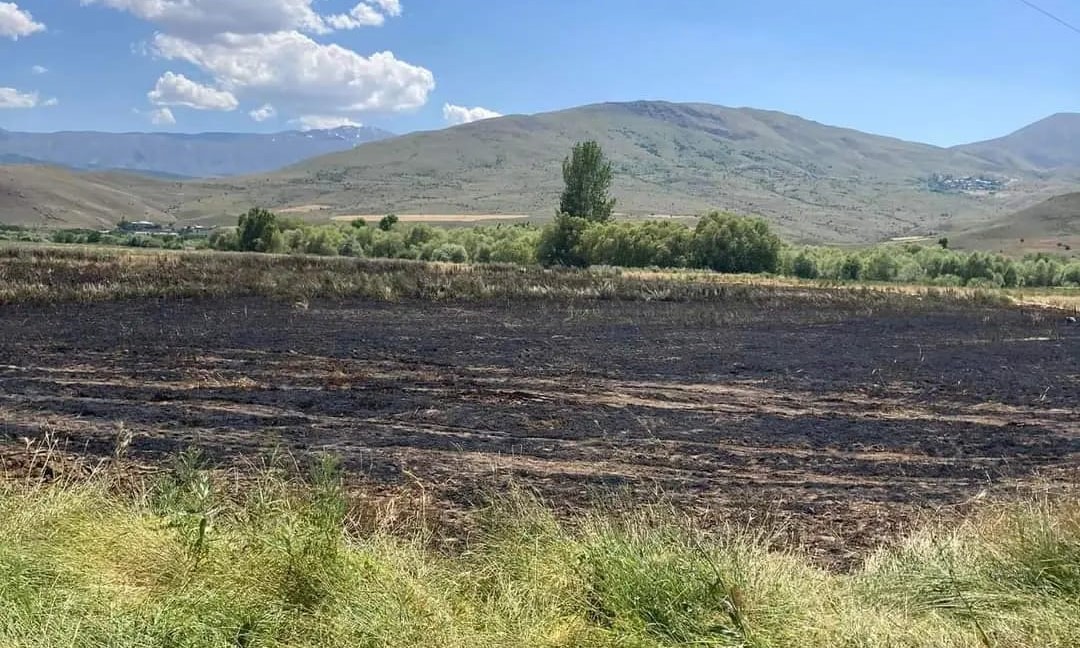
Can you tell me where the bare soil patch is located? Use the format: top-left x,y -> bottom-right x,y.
330,214 -> 529,223
277,204 -> 332,213
1,296 -> 1076,563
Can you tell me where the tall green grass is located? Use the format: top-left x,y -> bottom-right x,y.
0,454 -> 1076,647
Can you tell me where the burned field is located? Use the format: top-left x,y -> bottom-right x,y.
1,286 -> 1077,560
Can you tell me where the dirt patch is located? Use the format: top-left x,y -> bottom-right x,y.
0,296 -> 1076,564
277,204 -> 332,213
330,214 -> 530,223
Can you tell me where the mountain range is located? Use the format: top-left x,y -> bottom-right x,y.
3,102 -> 1080,245
0,126 -> 393,178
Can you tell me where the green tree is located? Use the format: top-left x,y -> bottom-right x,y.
237,207 -> 282,253
208,228 -> 238,251
537,214 -> 591,267
691,212 -> 781,274
560,141 -> 616,223
379,214 -> 399,232
578,220 -> 693,268
862,249 -> 899,281
839,255 -> 862,281
790,250 -> 819,279
430,243 -> 469,263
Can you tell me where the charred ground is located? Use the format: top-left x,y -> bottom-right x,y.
1,282 -> 1076,563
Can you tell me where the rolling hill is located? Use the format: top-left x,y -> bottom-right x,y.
952,192 -> 1080,257
954,113 -> 1080,172
0,165 -> 179,229
172,101 -> 1075,243
3,101 -> 1080,244
0,126 -> 393,178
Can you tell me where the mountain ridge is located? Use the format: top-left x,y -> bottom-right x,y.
953,112 -> 1080,172
0,126 -> 394,178
4,101 -> 1080,244
173,100 -> 1070,243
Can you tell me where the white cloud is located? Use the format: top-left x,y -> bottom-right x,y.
83,0 -> 430,123
81,0 -> 404,37
292,115 -> 362,131
42,97 -> 59,107
370,0 -> 402,17
149,107 -> 176,125
30,64 -> 48,75
81,0 -> 329,37
250,103 -> 276,122
443,103 -> 502,126
0,87 -> 55,109
325,3 -> 386,29
0,2 -> 43,40
153,31 -> 434,115
148,71 -> 239,111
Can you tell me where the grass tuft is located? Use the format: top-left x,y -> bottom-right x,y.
0,463 -> 1076,647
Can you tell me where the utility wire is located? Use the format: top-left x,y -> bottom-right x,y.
1016,0 -> 1080,36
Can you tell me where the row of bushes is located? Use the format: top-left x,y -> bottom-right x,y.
210,212 -> 541,265
51,229 -> 189,250
781,245 -> 1080,288
42,210 -> 1080,288
537,212 -> 783,273
216,209 -> 785,275
538,215 -> 1080,287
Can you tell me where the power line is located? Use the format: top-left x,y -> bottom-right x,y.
1016,0 -> 1080,36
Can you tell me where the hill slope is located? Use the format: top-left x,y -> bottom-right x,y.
954,113 -> 1080,171
952,192 -> 1080,257
0,126 -> 393,178
178,102 -> 1072,243
0,165 -> 179,229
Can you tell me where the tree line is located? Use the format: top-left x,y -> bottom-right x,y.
42,139 -> 1080,288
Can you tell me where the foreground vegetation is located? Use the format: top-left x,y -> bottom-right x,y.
22,215 -> 1080,289
1,453 -> 1077,648
0,244 -> 1035,310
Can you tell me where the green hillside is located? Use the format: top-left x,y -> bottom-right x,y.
176,101 -> 1075,243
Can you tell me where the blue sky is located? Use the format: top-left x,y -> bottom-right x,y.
1,0 -> 1078,145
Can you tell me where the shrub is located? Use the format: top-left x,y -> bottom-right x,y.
790,251 -> 820,279
692,212 -> 781,274
378,214 -> 399,232
51,230 -> 83,244
209,229 -> 239,251
237,208 -> 282,253
537,214 -> 591,267
578,220 -> 693,268
839,255 -> 862,281
862,250 -> 899,282
429,243 -> 469,263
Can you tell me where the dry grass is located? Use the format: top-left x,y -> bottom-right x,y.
0,245 -> 1024,311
